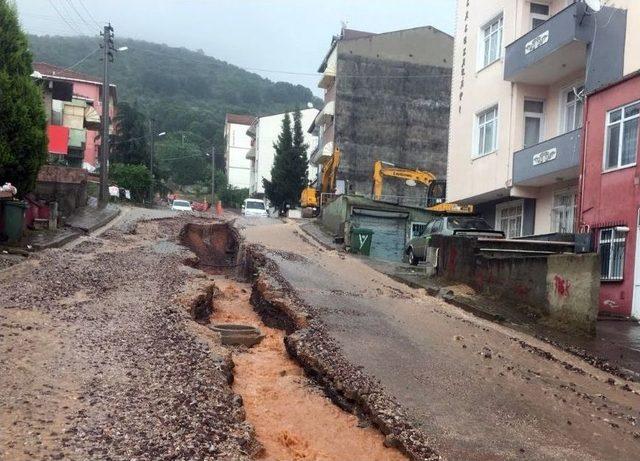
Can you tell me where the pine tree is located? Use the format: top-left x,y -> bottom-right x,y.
0,0 -> 47,196
291,108 -> 309,189
263,109 -> 309,212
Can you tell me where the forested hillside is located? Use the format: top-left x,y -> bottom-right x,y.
27,34 -> 321,155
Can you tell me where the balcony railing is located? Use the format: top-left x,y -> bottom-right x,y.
512,128 -> 581,187
504,2 -> 590,85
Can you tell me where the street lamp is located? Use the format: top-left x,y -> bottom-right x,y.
148,127 -> 166,205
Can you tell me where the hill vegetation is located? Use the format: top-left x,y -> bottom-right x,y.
26,34 -> 320,200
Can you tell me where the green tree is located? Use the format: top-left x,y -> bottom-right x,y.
263,110 -> 308,211
0,1 -> 47,196
156,136 -> 209,187
109,163 -> 151,202
292,108 -> 309,187
111,102 -> 149,165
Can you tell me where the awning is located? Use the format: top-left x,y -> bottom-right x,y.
313,101 -> 335,128
320,142 -> 334,161
318,48 -> 337,89
47,125 -> 69,155
352,208 -> 409,219
84,105 -> 101,129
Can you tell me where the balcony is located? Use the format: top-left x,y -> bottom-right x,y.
512,128 -> 581,187
504,2 -> 590,85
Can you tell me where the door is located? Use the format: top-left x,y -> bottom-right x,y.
354,214 -> 407,261
633,209 -> 640,319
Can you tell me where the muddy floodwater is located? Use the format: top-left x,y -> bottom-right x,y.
212,279 -> 406,461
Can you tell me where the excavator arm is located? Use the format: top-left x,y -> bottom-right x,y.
372,160 -> 437,200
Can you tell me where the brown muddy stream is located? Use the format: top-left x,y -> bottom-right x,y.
212,279 -> 406,461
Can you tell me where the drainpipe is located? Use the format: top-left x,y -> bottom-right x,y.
577,96 -> 589,233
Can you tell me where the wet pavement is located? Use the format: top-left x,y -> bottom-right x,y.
242,218 -> 640,461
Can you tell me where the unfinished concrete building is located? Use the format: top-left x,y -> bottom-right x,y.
308,26 -> 453,204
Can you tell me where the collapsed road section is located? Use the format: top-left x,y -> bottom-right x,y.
180,221 -> 421,460
243,244 -> 442,460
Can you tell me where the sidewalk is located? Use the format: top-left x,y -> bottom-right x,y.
299,219 -> 640,381
24,204 -> 120,251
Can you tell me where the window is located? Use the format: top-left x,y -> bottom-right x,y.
599,228 -> 626,281
551,189 -> 576,233
496,201 -> 524,238
562,85 -> 584,133
411,222 -> 428,239
524,100 -> 545,147
475,106 -> 499,156
480,15 -> 503,68
604,100 -> 640,170
530,3 -> 550,29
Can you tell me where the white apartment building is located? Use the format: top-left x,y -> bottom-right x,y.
224,114 -> 255,189
247,108 -> 319,195
448,0 -> 639,237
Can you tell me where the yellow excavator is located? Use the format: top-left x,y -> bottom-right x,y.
300,147 -> 341,213
372,160 -> 473,213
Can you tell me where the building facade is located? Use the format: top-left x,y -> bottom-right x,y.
580,72 -> 640,319
33,62 -> 117,172
310,26 -> 453,204
447,0 -> 639,238
247,109 -> 318,196
224,114 -> 255,190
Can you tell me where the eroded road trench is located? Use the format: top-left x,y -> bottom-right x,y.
181,222 -> 406,460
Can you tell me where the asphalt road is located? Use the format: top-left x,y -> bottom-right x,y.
242,218 -> 640,461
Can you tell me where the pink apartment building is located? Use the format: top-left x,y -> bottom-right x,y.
33,62 -> 117,172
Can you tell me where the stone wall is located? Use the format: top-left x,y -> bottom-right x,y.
432,235 -> 599,334
334,55 -> 451,200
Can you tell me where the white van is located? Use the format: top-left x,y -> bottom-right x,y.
242,198 -> 269,217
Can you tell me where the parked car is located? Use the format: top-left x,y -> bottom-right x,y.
242,198 -> 269,217
405,215 -> 504,265
171,199 -> 193,212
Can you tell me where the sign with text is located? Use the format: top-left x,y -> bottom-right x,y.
525,30 -> 549,54
533,147 -> 557,166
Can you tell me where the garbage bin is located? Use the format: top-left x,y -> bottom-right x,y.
349,228 -> 374,256
2,200 -> 27,243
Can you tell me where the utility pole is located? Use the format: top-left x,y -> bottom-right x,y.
98,24 -> 115,206
148,118 -> 155,204
210,146 -> 215,209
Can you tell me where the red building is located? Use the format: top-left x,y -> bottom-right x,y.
579,72 -> 640,319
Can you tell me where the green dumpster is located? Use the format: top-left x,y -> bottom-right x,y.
2,200 -> 27,243
349,228 -> 374,256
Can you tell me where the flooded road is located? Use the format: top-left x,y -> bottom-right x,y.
212,279 -> 406,461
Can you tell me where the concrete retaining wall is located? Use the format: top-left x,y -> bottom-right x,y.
432,235 -> 599,334
35,165 -> 87,216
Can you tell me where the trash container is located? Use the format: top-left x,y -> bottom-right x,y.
349,228 -> 374,256
2,200 -> 27,243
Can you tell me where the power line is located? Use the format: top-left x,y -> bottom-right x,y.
60,47 -> 100,71
64,0 -> 95,32
46,0 -> 84,35
77,0 -> 101,28
129,47 -> 451,80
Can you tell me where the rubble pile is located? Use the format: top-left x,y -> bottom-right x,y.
0,217 -> 260,460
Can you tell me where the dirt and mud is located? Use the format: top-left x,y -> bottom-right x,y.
0,214 -> 256,460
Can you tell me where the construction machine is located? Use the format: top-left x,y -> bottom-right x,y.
300,147 -> 341,214
371,160 -> 473,213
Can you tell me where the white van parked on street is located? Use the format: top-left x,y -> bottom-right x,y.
242,198 -> 269,217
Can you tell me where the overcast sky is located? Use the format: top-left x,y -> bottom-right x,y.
15,0 -> 455,96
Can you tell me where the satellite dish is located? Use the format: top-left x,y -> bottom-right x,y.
585,0 -> 601,12
405,179 -> 417,187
